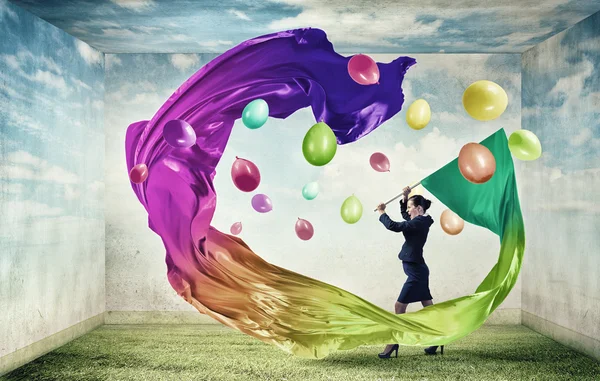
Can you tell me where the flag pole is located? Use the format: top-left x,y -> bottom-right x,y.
373,181 -> 422,212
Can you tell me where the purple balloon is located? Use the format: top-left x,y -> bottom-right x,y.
163,119 -> 197,148
251,194 -> 272,213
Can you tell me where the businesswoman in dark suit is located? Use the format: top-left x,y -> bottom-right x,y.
376,186 -> 443,358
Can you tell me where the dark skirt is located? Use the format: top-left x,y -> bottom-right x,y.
398,261 -> 433,304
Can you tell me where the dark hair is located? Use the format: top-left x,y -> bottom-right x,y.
408,195 -> 432,212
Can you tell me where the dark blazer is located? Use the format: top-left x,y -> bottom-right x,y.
379,199 -> 434,264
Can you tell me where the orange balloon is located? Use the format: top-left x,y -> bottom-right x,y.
458,143 -> 496,184
440,209 -> 464,235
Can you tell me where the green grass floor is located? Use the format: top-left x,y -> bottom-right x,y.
2,325 -> 599,381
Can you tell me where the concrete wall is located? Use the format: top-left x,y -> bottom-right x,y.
105,53 -> 521,323
521,11 -> 600,360
0,0 -> 105,373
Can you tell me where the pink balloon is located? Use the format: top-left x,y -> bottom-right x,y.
251,194 -> 272,213
230,221 -> 242,235
295,218 -> 314,241
129,163 -> 148,184
231,156 -> 261,192
369,152 -> 390,172
348,54 -> 380,85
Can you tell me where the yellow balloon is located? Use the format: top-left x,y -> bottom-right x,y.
462,80 -> 508,121
508,129 -> 542,161
340,195 -> 363,224
408,182 -> 424,198
406,99 -> 431,130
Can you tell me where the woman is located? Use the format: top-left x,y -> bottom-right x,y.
376,186 -> 443,358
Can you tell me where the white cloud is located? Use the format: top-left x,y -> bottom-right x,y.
109,0 -> 156,11
197,40 -> 233,48
101,28 -> 138,38
40,56 -> 62,75
64,184 -> 80,200
88,181 -> 105,193
268,6 -> 442,48
134,26 -> 162,33
32,70 -> 69,94
105,55 -> 122,70
1,54 -> 20,70
92,100 -> 103,110
228,9 -> 252,21
520,164 -> 600,214
1,151 -> 79,184
0,182 -> 25,195
0,1 -> 19,22
1,200 -> 63,219
75,40 -> 103,66
71,78 -> 92,91
170,54 -> 200,71
171,34 -> 191,42
569,128 -> 593,147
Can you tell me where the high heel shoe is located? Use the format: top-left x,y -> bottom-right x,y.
424,345 -> 444,355
378,344 -> 399,359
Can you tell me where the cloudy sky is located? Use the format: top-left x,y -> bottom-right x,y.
8,0 -> 600,53
521,10 -> 600,214
1,0 -> 104,229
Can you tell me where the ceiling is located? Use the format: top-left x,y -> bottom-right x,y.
8,0 -> 600,53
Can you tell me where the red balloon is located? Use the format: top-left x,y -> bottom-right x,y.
348,54 -> 380,85
295,218 -> 314,241
231,156 -> 261,192
369,152 -> 390,172
129,163 -> 148,184
230,222 -> 242,235
458,143 -> 496,184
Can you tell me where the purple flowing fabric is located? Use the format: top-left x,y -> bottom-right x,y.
125,28 -> 417,358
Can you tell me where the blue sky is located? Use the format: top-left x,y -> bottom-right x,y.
0,0 -> 104,224
522,11 -> 600,172
8,0 -> 600,53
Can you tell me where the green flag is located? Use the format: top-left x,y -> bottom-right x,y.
422,128 -> 525,299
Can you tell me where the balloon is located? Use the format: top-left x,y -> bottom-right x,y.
406,99 -> 431,130
341,195 -> 363,224
408,182 -> 425,198
458,143 -> 496,184
295,218 -> 314,240
347,54 -> 380,85
302,122 -> 338,166
129,163 -> 148,184
508,129 -> 542,161
163,119 -> 196,148
462,80 -> 508,121
369,152 -> 390,172
231,156 -> 261,192
440,209 -> 464,235
230,222 -> 242,235
302,182 -> 319,200
251,194 -> 272,213
242,99 -> 269,129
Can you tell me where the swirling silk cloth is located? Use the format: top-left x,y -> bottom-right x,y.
125,28 -> 524,359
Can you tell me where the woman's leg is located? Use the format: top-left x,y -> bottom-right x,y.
421,299 -> 442,354
382,302 -> 409,353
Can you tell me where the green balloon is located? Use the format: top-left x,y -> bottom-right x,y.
508,129 -> 542,161
302,122 -> 338,166
242,99 -> 269,129
341,195 -> 363,224
302,182 -> 319,200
